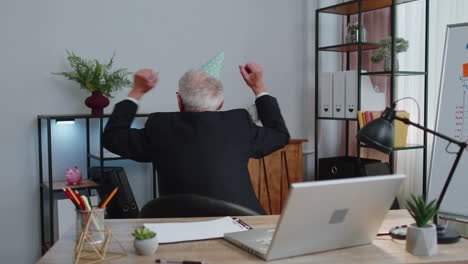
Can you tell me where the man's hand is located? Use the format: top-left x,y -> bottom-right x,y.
128,69 -> 159,101
239,62 -> 267,96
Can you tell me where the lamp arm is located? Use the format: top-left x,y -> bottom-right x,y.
436,146 -> 465,211
395,116 -> 467,225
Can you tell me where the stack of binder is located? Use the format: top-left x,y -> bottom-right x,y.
318,71 -> 358,119
358,110 -> 409,148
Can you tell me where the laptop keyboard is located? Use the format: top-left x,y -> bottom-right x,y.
254,229 -> 275,253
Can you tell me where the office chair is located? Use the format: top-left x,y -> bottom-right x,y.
139,194 -> 261,218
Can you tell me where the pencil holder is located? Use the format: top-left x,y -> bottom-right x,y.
76,208 -> 105,244
74,208 -> 127,264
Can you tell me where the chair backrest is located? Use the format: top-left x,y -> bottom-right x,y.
139,194 -> 261,218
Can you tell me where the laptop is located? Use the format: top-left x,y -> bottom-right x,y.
224,174 -> 405,260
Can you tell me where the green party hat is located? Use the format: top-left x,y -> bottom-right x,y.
199,50 -> 225,79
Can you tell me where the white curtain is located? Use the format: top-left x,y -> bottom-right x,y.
395,0 -> 468,204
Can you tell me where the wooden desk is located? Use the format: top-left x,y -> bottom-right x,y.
37,210 -> 468,264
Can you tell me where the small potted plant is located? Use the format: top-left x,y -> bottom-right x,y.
371,37 -> 409,71
345,21 -> 367,43
53,51 -> 132,115
132,227 -> 159,256
405,194 -> 438,256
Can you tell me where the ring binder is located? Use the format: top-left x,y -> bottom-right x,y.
233,218 -> 253,230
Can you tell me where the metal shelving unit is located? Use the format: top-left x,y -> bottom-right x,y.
37,113 -> 155,253
314,0 -> 428,195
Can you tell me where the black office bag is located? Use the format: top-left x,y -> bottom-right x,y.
318,156 -> 381,180
89,167 -> 139,218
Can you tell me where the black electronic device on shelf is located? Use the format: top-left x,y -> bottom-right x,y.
89,167 -> 139,219
318,156 -> 381,180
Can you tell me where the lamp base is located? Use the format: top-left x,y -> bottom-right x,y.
436,224 -> 461,244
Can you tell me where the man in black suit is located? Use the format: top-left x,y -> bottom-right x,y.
103,62 -> 289,214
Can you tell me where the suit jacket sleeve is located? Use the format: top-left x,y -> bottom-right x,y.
102,100 -> 153,162
248,95 -> 290,158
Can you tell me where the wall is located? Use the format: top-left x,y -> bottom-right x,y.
0,0 -> 310,262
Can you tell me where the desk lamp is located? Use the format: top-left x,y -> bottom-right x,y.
356,101 -> 467,244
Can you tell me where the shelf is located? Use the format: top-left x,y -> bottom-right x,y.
361,71 -> 427,76
359,143 -> 425,151
318,43 -> 379,52
314,0 -> 428,201
38,109 -> 155,252
89,152 -> 125,161
393,144 -> 426,151
38,113 -> 151,120
317,117 -> 358,121
317,0 -> 418,15
41,179 -> 99,192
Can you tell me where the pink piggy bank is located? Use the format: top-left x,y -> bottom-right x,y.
65,166 -> 82,185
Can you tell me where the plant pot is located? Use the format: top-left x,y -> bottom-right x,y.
406,223 -> 438,256
85,91 -> 110,115
345,21 -> 367,43
384,56 -> 399,71
134,237 -> 159,256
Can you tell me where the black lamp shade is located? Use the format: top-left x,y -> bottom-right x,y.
356,107 -> 396,154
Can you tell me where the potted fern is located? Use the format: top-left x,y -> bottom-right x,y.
132,227 -> 159,256
370,37 -> 409,71
405,195 -> 438,256
53,51 -> 132,115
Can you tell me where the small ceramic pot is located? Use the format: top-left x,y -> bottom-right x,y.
406,223 -> 438,256
384,56 -> 399,71
85,91 -> 110,115
134,237 -> 159,256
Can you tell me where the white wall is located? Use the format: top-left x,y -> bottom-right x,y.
0,0 -> 310,262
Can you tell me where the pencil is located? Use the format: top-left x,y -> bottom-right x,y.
62,188 -> 80,209
99,187 -> 118,209
74,191 -> 88,211
68,188 -> 85,210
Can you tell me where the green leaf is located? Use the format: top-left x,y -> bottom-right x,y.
52,51 -> 131,96
405,194 -> 438,227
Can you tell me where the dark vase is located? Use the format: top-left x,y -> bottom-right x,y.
85,92 -> 110,115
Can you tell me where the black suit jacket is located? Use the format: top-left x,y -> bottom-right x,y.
103,95 -> 290,214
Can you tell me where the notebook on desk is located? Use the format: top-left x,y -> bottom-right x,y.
144,216 -> 251,243
224,174 -> 406,260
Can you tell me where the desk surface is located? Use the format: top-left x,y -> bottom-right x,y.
38,210 -> 468,264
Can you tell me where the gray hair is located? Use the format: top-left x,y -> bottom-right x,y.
178,70 -> 224,112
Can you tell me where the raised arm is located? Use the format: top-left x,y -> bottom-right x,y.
239,62 -> 290,158
102,69 -> 159,162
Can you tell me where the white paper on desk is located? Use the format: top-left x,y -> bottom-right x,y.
144,217 -> 248,244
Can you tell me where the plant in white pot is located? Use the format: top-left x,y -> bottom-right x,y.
132,227 -> 159,256
405,195 -> 438,256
